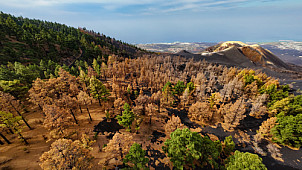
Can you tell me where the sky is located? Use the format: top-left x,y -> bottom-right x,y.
1,0 -> 302,44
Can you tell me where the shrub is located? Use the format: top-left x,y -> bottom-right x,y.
123,143 -> 149,169
226,150 -> 267,170
271,114 -> 302,148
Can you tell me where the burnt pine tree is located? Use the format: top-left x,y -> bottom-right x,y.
57,94 -> 79,124
77,91 -> 94,121
40,138 -> 94,170
42,104 -> 73,140
151,90 -> 161,113
100,133 -> 134,168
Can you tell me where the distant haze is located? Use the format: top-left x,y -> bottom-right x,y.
1,0 -> 302,43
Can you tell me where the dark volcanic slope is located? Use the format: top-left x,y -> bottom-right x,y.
176,50 -> 195,57
262,45 -> 302,66
211,46 -> 256,67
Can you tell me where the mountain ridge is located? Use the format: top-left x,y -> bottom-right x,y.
138,41 -> 302,66
0,12 -> 146,65
203,41 -> 290,69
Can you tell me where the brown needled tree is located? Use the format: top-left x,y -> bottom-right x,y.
188,101 -> 213,125
146,103 -> 157,125
40,137 -> 94,170
42,104 -> 73,141
77,91 -> 94,121
220,97 -> 246,131
257,117 -> 277,140
151,90 -> 162,113
250,94 -> 268,119
134,94 -> 150,116
114,98 -> 126,116
28,78 -> 46,113
165,115 -> 185,135
56,94 -> 79,124
99,132 -> 134,168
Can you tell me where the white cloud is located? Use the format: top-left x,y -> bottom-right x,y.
158,0 -> 249,13
0,0 -> 288,14
0,0 -> 157,7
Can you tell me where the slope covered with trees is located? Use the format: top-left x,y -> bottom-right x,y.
0,12 -> 145,65
1,54 -> 300,169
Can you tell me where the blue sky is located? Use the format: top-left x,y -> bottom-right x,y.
1,0 -> 301,43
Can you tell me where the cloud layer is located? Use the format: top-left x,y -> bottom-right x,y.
0,0 -> 291,14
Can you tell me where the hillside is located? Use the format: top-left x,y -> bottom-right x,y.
1,55 -> 302,170
170,41 -> 302,79
0,12 -> 145,65
202,41 -> 290,69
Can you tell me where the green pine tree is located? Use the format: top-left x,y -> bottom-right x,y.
226,151 -> 267,170
89,76 -> 110,106
0,111 -> 28,144
162,128 -> 221,170
123,143 -> 149,169
116,103 -> 135,132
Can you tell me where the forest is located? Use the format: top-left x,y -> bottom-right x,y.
0,12 -> 302,170
0,12 -> 144,65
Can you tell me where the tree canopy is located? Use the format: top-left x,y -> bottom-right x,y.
226,150 -> 267,170
123,143 -> 149,169
162,128 -> 221,170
